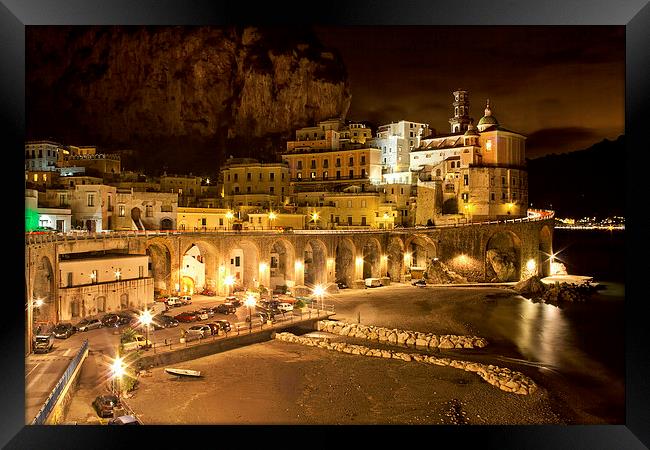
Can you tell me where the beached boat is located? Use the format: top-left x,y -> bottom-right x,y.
165,368 -> 201,377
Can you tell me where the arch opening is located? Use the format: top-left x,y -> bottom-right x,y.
485,231 -> 522,281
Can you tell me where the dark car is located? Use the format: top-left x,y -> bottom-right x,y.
52,323 -> 76,339
101,314 -> 121,328
93,394 -> 120,418
412,279 -> 427,287
246,311 -> 273,323
225,296 -> 242,308
33,334 -> 54,353
116,312 -> 136,326
152,314 -> 179,330
108,415 -> 141,425
77,318 -> 102,332
205,322 -> 220,335
174,311 -> 197,323
336,281 -> 348,290
214,303 -> 236,315
214,320 -> 232,333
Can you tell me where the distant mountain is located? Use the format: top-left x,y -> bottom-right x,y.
526,135 -> 624,219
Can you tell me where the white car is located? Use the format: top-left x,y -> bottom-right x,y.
187,325 -> 212,338
180,295 -> 192,305
193,310 -> 209,321
122,335 -> 152,352
276,302 -> 293,312
165,297 -> 181,307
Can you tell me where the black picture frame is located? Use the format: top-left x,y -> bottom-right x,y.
3,0 -> 648,448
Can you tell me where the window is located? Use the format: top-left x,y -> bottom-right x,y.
297,172 -> 302,180
336,171 -> 341,180
107,195 -> 112,210
247,173 -> 252,181
401,188 -> 404,194
361,200 -> 367,208
234,173 -> 238,181
462,193 -> 469,203
486,140 -> 492,151
349,169 -> 354,178
91,270 -> 98,284
282,173 -> 285,180
349,157 -> 354,166
323,159 -> 329,168
235,186 -> 240,193
39,149 -> 42,158
335,216 -> 340,223
270,186 -> 274,193
247,186 -> 251,193
502,192 -> 507,200
235,256 -> 241,267
347,200 -> 352,208
323,171 -> 328,179
491,192 -> 496,201
227,174 -> 231,181
297,161 -> 303,169
67,272 -> 73,286
464,174 -> 469,186
310,172 -> 316,179
258,217 -> 262,224
118,205 -> 125,217
219,218 -> 224,226
361,216 -> 367,225
270,172 -> 275,181
347,216 -> 352,225
87,194 -> 95,207
391,188 -> 394,194
502,176 -> 506,185
336,158 -> 341,167
361,169 -> 366,178
146,205 -> 153,217
361,155 -> 366,165
311,160 -> 316,169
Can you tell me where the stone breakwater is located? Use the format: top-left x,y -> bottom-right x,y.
317,320 -> 489,350
275,332 -> 537,395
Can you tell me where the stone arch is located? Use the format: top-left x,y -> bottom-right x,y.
387,236 -> 405,281
442,198 -> 458,214
95,295 -> 107,314
303,238 -> 328,287
361,237 -> 382,279
160,218 -> 173,230
181,240 -> 219,293
32,255 -> 55,324
226,239 -> 260,289
485,230 -> 522,281
405,235 -> 438,270
145,241 -> 174,294
131,207 -> 142,226
335,237 -> 357,287
267,238 -> 296,291
539,225 -> 553,277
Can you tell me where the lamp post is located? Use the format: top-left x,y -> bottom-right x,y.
111,356 -> 126,403
139,309 -> 153,350
310,211 -> 319,229
269,211 -> 276,230
224,275 -> 235,297
313,285 -> 324,316
225,211 -> 234,230
245,294 -> 256,333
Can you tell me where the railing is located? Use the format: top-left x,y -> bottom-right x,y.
141,306 -> 334,354
31,339 -> 89,425
25,210 -> 555,245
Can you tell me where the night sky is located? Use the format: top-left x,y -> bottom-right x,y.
315,26 -> 625,158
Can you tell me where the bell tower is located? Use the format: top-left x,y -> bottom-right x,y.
449,89 -> 472,133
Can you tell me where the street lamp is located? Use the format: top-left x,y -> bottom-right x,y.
224,275 -> 235,297
225,211 -> 234,230
110,356 -> 126,400
244,294 -> 256,333
313,284 -> 325,315
139,309 -> 153,350
310,211 -> 319,229
269,211 -> 276,230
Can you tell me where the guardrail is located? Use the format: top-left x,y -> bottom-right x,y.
31,339 -> 89,425
25,210 -> 555,245
138,306 -> 334,356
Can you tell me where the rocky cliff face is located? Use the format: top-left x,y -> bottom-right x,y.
27,26 -> 351,174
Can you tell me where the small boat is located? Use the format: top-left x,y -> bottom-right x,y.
165,368 -> 202,377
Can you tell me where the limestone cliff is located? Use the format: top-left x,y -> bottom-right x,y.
27,26 -> 351,174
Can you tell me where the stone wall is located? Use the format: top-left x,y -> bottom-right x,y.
318,320 -> 488,349
275,332 -> 537,395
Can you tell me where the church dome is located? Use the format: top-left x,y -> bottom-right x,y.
477,99 -> 499,130
464,122 -> 479,136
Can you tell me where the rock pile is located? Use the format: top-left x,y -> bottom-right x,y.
275,332 -> 537,395
541,283 -> 593,303
514,275 -> 548,296
318,320 -> 489,350
425,259 -> 468,284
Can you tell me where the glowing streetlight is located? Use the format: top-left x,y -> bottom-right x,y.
244,294 -> 256,333
111,356 -> 126,399
313,285 -> 325,314
225,211 -> 234,230
224,275 -> 235,296
139,309 -> 153,350
33,298 -> 44,308
526,259 -> 537,274
114,269 -> 121,280
269,211 -> 277,230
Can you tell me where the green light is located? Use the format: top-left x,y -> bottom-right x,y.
25,208 -> 39,232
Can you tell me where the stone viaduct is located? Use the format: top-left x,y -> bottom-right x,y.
25,212 -> 554,345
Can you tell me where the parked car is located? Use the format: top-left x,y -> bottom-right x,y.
116,311 -> 137,326
122,334 -> 152,352
201,289 -> 216,296
276,302 -> 294,313
77,318 -> 102,331
246,311 -> 273,323
152,314 -> 179,329
205,322 -> 220,335
336,281 -> 348,289
365,278 -> 382,288
33,334 -> 54,353
412,279 -> 427,287
174,311 -> 197,323
93,394 -> 120,418
225,296 -> 242,307
214,319 -> 232,333
52,323 -> 76,339
214,303 -> 235,315
187,324 -> 212,338
165,297 -> 182,307
108,415 -> 141,425
180,295 -> 193,305
101,314 -> 121,328
193,310 -> 209,321
196,307 -> 214,318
